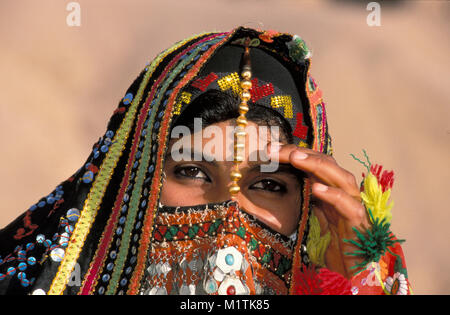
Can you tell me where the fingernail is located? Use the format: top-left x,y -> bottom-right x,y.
314,183 -> 328,192
292,150 -> 308,160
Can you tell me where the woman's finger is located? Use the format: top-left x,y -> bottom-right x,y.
269,144 -> 360,198
311,182 -> 369,229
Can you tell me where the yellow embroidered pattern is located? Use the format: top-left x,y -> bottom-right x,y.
47,34 -> 203,295
217,72 -> 241,95
270,95 -> 293,118
173,91 -> 192,115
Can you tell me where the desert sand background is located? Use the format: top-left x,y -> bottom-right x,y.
0,0 -> 448,294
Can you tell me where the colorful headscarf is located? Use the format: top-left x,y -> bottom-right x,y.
0,27 -> 338,295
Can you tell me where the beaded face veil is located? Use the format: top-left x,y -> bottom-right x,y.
0,27 -> 332,295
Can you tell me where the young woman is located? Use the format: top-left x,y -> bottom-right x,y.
0,27 -> 410,295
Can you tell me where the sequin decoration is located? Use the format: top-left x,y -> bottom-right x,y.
293,113 -> 308,140
250,78 -> 274,102
270,95 -> 293,118
0,209 -> 76,288
82,171 -> 95,184
217,72 -> 242,95
123,93 -> 134,105
191,72 -> 218,91
173,91 -> 192,115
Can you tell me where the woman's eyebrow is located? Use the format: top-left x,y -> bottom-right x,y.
167,148 -> 219,167
245,162 -> 301,177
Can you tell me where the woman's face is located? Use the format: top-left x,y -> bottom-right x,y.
160,120 -> 302,236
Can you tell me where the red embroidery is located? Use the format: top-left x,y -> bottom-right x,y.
13,211 -> 38,240
113,107 -> 126,115
293,113 -> 308,139
250,78 -> 274,102
47,198 -> 65,218
259,30 -> 281,43
191,72 -> 218,91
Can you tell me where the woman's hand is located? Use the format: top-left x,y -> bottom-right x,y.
269,144 -> 371,278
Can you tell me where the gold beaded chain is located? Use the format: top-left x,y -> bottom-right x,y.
229,39 -> 252,199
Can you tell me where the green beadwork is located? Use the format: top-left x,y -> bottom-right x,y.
249,238 -> 258,251
188,225 -> 200,238
165,226 -> 179,241
261,251 -> 272,265
207,219 -> 222,235
237,226 -> 246,238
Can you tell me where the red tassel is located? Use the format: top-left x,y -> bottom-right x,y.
293,265 -> 352,295
316,268 -> 352,295
370,164 -> 394,192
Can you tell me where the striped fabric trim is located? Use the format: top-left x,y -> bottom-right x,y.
107,33 -> 230,295
78,32 -> 209,295
127,31 -> 235,294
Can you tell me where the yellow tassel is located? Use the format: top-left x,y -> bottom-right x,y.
361,173 -> 394,223
306,212 -> 331,267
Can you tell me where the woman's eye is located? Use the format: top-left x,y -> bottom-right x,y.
175,166 -> 211,182
250,179 -> 286,193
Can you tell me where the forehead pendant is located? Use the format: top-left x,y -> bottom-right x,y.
229,38 -> 252,199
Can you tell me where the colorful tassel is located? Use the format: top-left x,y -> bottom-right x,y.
306,213 -> 331,267
343,209 -> 405,273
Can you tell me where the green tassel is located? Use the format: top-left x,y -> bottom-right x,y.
343,209 -> 405,274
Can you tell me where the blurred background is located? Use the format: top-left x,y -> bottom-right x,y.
0,0 -> 448,294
